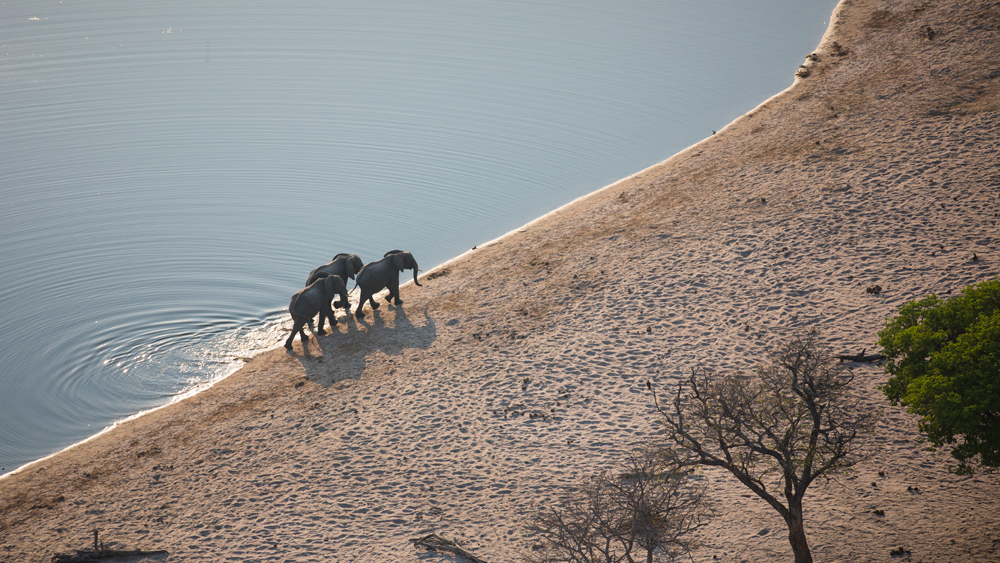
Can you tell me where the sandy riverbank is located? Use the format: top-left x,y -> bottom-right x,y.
3,0 -> 1000,561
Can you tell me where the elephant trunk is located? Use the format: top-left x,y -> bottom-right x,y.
412,265 -> 422,287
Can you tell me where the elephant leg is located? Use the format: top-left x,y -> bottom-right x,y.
316,309 -> 328,335
368,294 -> 380,310
356,291 -> 370,318
285,317 -> 305,349
389,280 -> 402,305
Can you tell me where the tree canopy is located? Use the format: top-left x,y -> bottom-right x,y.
878,278 -> 1000,474
652,335 -> 880,563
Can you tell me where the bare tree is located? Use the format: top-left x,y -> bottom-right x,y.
650,334 -> 881,563
525,447 -> 707,563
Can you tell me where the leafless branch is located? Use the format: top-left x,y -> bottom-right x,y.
525,447 -> 708,563
649,334 -> 881,563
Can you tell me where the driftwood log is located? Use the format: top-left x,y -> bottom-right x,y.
51,530 -> 168,562
410,533 -> 490,563
52,550 -> 170,562
836,348 -> 886,363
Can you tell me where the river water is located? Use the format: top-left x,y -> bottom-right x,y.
0,0 -> 838,475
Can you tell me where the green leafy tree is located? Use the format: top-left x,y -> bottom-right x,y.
878,278 -> 1000,474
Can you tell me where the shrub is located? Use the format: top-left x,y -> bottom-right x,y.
525,448 -> 707,563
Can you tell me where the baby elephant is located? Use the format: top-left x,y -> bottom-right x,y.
284,275 -> 349,350
354,250 -> 421,319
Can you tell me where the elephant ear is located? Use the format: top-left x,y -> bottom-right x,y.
348,256 -> 360,279
323,275 -> 340,297
393,252 -> 406,272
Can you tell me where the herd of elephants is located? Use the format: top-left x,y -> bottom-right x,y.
284,250 -> 422,350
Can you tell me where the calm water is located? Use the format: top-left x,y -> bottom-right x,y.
0,0 -> 837,475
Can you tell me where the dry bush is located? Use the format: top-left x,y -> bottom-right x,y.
525,447 -> 707,563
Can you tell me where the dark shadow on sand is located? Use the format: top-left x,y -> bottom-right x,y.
284,303 -> 436,387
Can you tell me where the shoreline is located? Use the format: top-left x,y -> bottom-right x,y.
4,0 -> 1000,561
0,14 -> 827,484
0,354 -> 253,482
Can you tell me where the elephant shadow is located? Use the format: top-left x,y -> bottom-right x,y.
285,303 -> 436,387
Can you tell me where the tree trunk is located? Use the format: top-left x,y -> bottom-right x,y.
785,500 -> 813,563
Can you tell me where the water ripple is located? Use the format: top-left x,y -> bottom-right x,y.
0,0 -> 838,474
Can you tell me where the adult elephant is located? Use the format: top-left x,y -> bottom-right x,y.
305,253 -> 363,310
284,275 -> 349,350
354,250 -> 421,319
305,253 -> 364,287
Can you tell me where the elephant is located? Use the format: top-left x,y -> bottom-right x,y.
305,253 -> 363,309
284,275 -> 350,350
306,253 -> 364,287
354,250 -> 421,319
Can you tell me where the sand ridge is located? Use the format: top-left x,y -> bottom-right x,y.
3,0 -> 1000,561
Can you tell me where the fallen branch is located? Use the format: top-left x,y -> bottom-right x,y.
52,549 -> 170,562
836,348 -> 886,363
410,533 -> 490,563
51,530 -> 168,562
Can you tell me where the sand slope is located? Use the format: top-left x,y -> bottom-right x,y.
3,0 -> 1000,561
